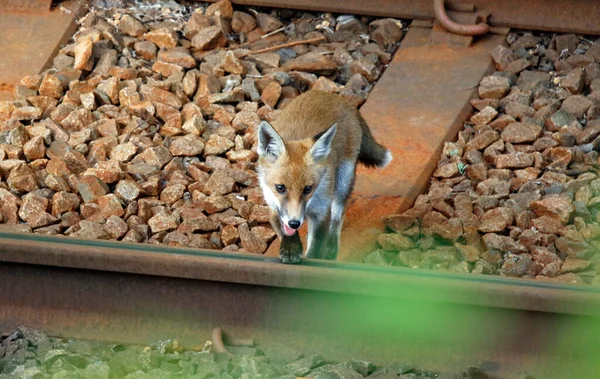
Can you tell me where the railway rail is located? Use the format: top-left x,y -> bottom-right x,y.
1,1 -> 600,378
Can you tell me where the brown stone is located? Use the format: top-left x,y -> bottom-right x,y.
531,215 -> 566,235
501,122 -> 542,143
194,193 -> 231,215
478,76 -> 511,99
152,61 -> 183,78
138,146 -> 173,168
545,147 -> 572,171
482,233 -> 527,254
191,26 -> 222,51
118,14 -> 147,37
44,174 -> 69,193
134,40 -> 157,60
18,194 -> 48,223
104,215 -> 128,240
78,175 -> 109,203
110,143 -> 137,162
494,153 -> 534,169
39,74 -> 63,99
73,39 -> 93,71
206,0 -> 234,17
84,161 -> 123,184
231,111 -> 260,132
248,204 -> 270,224
47,141 -> 89,174
203,169 -> 236,196
177,216 -> 219,234
478,207 -> 513,233
22,136 -> 45,161
204,134 -> 235,156
160,183 -> 186,204
238,222 -> 267,254
140,85 -> 182,109
282,52 -> 338,73
52,191 -> 80,216
470,106 -> 498,126
144,28 -> 178,48
561,67 -> 585,94
12,106 -> 43,121
433,162 -> 458,178
231,11 -> 256,33
531,195 -> 574,224
490,44 -> 514,71
96,194 -> 123,218
72,220 -> 109,240
261,81 -> 282,108
148,211 -> 179,233
7,163 -> 38,193
561,95 -> 592,118
256,12 -> 283,33
169,135 -> 204,156
222,51 -> 245,75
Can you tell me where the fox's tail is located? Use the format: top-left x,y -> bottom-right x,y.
357,116 -> 392,168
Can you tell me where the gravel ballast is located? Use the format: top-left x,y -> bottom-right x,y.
368,31 -> 600,285
0,326 -> 507,379
0,0 -> 403,254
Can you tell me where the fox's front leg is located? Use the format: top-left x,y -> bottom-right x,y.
320,160 -> 355,260
270,210 -> 303,264
305,214 -> 331,260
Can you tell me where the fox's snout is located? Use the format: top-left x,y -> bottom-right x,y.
280,213 -> 304,236
288,220 -> 301,229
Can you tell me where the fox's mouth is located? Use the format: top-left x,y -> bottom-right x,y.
282,223 -> 297,236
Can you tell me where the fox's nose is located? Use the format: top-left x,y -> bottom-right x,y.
288,220 -> 301,229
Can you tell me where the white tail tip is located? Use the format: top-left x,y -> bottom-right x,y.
379,150 -> 393,168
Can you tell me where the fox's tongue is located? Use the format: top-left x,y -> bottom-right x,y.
282,223 -> 296,236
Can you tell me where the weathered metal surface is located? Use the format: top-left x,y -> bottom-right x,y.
202,0 -> 600,35
0,0 -> 53,12
433,0 -> 489,36
0,232 -> 599,316
0,0 -> 87,101
1,234 -> 600,377
334,28 -> 505,262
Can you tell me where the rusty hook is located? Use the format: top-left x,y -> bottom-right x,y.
433,0 -> 490,36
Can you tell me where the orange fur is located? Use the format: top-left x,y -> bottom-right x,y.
256,90 -> 390,263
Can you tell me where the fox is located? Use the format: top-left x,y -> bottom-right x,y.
256,90 -> 392,264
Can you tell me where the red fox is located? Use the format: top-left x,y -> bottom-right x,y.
257,90 -> 392,264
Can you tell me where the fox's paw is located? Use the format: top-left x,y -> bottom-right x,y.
279,239 -> 303,264
322,239 -> 339,260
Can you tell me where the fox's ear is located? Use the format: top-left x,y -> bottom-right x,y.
310,123 -> 337,162
257,121 -> 285,162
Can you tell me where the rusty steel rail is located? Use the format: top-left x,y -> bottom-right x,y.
1,232 -> 600,377
0,232 -> 599,316
202,0 -> 600,36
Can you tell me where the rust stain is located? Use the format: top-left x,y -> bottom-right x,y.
0,83 -> 15,91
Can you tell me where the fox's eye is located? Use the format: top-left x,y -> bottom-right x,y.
303,186 -> 313,195
275,184 -> 286,194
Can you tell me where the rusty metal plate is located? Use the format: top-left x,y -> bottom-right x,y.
0,0 -> 87,100
334,28 -> 506,262
0,0 -> 52,12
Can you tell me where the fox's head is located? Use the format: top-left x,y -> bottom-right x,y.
256,121 -> 337,237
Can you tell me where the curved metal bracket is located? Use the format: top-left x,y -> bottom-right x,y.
433,0 -> 490,36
